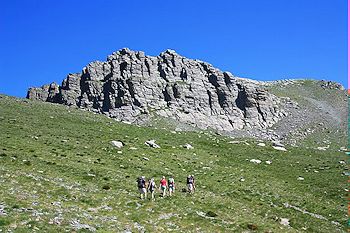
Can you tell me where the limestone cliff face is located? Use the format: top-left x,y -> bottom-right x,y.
27,48 -> 286,131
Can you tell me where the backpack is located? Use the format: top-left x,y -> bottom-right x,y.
137,177 -> 145,188
149,181 -> 155,192
168,178 -> 174,187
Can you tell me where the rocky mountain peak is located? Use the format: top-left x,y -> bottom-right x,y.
27,48 -> 286,132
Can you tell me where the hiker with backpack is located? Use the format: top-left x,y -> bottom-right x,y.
137,176 -> 147,199
147,178 -> 156,200
159,176 -> 167,197
168,176 -> 175,196
187,175 -> 195,194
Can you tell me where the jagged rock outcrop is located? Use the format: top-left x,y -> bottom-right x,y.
27,48 -> 286,132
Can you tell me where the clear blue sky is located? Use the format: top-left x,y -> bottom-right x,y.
0,0 -> 347,97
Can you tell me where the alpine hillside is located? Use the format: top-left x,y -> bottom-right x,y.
0,94 -> 347,232
26,49 -> 347,146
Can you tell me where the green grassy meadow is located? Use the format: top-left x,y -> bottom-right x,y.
0,95 -> 347,232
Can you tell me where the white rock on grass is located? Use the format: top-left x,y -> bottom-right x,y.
297,176 -> 304,181
133,222 -> 145,232
316,145 -> 329,151
143,157 -> 149,161
70,220 -> 96,232
272,141 -> 284,147
110,140 -> 123,148
280,218 -> 290,226
265,160 -> 272,165
145,140 -> 160,148
183,144 -> 194,149
339,160 -> 346,164
0,204 -> 7,216
250,159 -> 262,164
196,211 -> 207,218
228,141 -> 241,144
257,143 -> 266,147
273,146 -> 287,151
158,213 -> 178,220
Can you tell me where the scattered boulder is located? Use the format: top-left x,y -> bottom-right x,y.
257,143 -> 266,147
183,144 -> 194,149
250,159 -> 262,164
0,204 -> 7,216
297,176 -> 304,181
272,141 -> 284,147
145,140 -> 160,148
70,220 -> 96,232
279,218 -> 290,226
265,160 -> 272,165
143,157 -> 149,161
133,222 -> 145,232
316,145 -> 329,151
110,140 -> 123,148
228,141 -> 241,144
158,213 -> 178,220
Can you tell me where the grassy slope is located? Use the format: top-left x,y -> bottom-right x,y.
0,95 -> 347,232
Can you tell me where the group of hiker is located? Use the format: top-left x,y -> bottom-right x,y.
137,175 -> 196,200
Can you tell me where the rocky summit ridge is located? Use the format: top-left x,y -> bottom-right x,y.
27,48 -> 287,132
27,48 -> 346,143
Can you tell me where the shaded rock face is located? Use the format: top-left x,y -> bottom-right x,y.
27,48 -> 285,131
27,82 -> 60,102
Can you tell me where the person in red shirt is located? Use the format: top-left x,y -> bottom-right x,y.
159,176 -> 167,197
